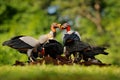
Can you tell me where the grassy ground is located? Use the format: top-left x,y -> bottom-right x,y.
0,65 -> 120,80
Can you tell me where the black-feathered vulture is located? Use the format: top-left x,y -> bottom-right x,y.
60,23 -> 89,63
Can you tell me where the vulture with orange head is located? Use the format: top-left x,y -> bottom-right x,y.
38,23 -> 63,59
2,23 -> 62,62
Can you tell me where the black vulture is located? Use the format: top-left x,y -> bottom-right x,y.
60,23 -> 89,63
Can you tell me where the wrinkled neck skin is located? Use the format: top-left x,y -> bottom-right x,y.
48,31 -> 56,39
51,26 -> 56,33
50,26 -> 57,38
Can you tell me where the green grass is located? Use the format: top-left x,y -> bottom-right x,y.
0,65 -> 120,80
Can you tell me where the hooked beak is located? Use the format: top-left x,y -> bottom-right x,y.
57,24 -> 61,28
60,25 -> 65,30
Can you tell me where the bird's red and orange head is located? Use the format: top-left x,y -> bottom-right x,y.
51,23 -> 61,32
60,23 -> 71,31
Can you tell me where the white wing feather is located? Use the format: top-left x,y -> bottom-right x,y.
20,36 -> 39,47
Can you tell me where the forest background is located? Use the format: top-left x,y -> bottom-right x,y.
0,0 -> 120,66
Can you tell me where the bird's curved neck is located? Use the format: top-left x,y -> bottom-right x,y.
48,31 -> 56,39
66,25 -> 71,32
51,26 -> 56,32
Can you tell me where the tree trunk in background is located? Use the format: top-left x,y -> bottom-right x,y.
80,0 -> 104,34
94,1 -> 104,34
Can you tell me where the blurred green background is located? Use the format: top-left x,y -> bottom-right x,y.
0,0 -> 120,66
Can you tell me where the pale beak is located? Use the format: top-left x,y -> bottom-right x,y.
60,26 -> 65,30
57,24 -> 61,28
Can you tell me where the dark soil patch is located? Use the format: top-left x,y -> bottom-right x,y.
13,56 -> 111,67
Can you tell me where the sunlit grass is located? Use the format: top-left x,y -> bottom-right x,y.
0,65 -> 120,80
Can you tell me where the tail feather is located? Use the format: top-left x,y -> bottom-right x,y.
92,46 -> 108,55
2,35 -> 24,46
102,52 -> 109,55
2,41 -> 10,46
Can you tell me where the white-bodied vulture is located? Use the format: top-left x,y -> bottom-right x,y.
2,23 -> 61,62
2,35 -> 42,62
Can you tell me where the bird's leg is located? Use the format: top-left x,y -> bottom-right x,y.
27,49 -> 35,62
73,52 -> 81,63
64,47 -> 71,60
79,51 -> 84,62
79,53 -> 83,62
65,51 -> 71,59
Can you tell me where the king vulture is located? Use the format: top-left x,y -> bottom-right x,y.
38,23 -> 63,59
2,23 -> 61,62
60,23 -> 90,63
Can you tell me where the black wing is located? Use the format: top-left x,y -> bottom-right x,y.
83,46 -> 108,59
2,35 -> 33,53
92,47 -> 108,55
44,40 -> 63,58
